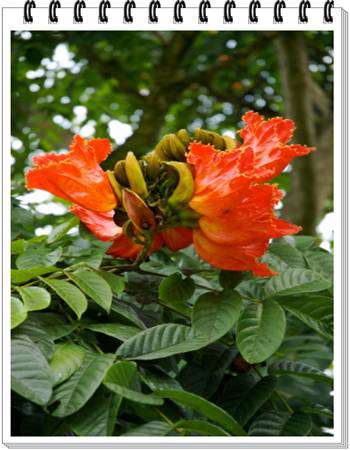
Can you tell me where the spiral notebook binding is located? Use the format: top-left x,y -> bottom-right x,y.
273,0 -> 286,23
223,0 -> 235,23
248,0 -> 261,23
199,0 -> 211,23
299,0 -> 311,22
174,0 -> 186,23
73,0 -> 86,22
324,0 -> 334,22
22,0 -> 336,25
48,0 -> 61,23
23,0 -> 36,23
149,0 -> 161,22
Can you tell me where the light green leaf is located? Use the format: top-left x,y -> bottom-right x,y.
70,390 -> 122,436
192,291 -> 242,343
155,389 -> 246,436
16,247 -> 62,270
116,324 -> 207,361
11,239 -> 28,255
47,217 -> 79,244
43,279 -> 87,320
248,411 -> 312,436
268,360 -> 333,386
51,352 -> 115,417
68,269 -> 112,313
87,323 -> 140,341
278,294 -> 333,339
11,266 -> 57,284
17,286 -> 51,311
99,272 -> 125,296
50,343 -> 86,386
11,335 -> 53,405
173,419 -> 230,436
104,361 -> 163,405
11,296 -> 27,329
236,299 -> 286,364
264,269 -> 332,298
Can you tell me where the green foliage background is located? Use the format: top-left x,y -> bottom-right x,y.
11,31 -> 334,438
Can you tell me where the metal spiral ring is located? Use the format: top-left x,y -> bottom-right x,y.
199,0 -> 211,23
248,0 -> 261,23
23,0 -> 36,23
323,0 -> 334,23
48,0 -> 61,23
149,0 -> 161,22
73,0 -> 86,23
273,0 -> 285,23
174,0 -> 186,23
223,0 -> 235,23
298,0 -> 311,23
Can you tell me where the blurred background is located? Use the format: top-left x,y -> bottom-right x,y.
11,31 -> 333,246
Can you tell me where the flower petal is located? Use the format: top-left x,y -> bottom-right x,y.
238,111 -> 315,181
193,229 -> 276,277
161,227 -> 193,251
107,231 -> 164,260
26,135 -> 117,212
70,205 -> 118,241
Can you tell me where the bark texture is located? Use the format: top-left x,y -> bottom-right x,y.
275,32 -> 333,235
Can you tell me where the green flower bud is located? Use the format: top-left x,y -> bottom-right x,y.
164,161 -> 194,207
143,151 -> 161,179
154,134 -> 186,162
177,129 -> 191,146
114,160 -> 129,186
107,171 -> 122,202
125,151 -> 148,198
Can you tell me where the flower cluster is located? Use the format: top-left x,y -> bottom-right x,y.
26,112 -> 314,276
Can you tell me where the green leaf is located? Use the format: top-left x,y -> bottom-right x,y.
86,323 -> 140,341
70,390 -> 122,436
264,269 -> 332,298
123,421 -> 172,436
301,405 -> 333,419
236,299 -> 286,364
159,273 -> 195,305
268,360 -> 333,386
116,324 -> 207,360
263,243 -> 306,271
248,411 -> 312,436
104,361 -> 163,405
278,294 -> 333,339
11,239 -> 28,255
99,271 -> 125,296
50,343 -> 86,386
17,286 -> 51,311
47,217 -> 79,244
304,249 -> 333,279
16,247 -> 62,270
233,376 -> 277,426
155,389 -> 246,436
68,269 -> 112,313
11,335 -> 53,405
11,296 -> 27,329
173,419 -> 230,436
111,299 -> 146,329
219,270 -> 244,290
11,266 -> 57,284
51,352 -> 115,417
16,312 -> 77,340
192,291 -> 242,343
43,279 -> 87,320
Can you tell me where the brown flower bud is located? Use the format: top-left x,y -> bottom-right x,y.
122,188 -> 155,232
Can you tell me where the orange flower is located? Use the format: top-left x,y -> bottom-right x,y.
187,111 -> 314,276
26,135 -> 117,212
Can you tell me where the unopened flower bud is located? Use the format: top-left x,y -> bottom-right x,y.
107,171 -> 122,202
114,160 -> 129,186
177,129 -> 191,147
164,161 -> 194,207
125,151 -> 148,198
223,135 -> 236,150
143,151 -> 161,179
154,134 -> 186,162
194,128 -> 226,150
122,188 -> 155,232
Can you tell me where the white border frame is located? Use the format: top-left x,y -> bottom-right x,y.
1,2 -> 348,448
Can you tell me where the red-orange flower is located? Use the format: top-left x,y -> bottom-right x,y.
26,135 -> 117,212
187,112 -> 314,276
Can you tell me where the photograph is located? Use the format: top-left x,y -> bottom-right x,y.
10,30 -> 334,438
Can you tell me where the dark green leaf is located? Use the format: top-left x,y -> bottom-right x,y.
249,411 -> 312,436
123,421 -> 172,436
174,419 -> 230,436
155,389 -> 246,436
236,299 -> 286,363
268,360 -> 333,386
86,323 -> 140,341
43,279 -> 87,320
